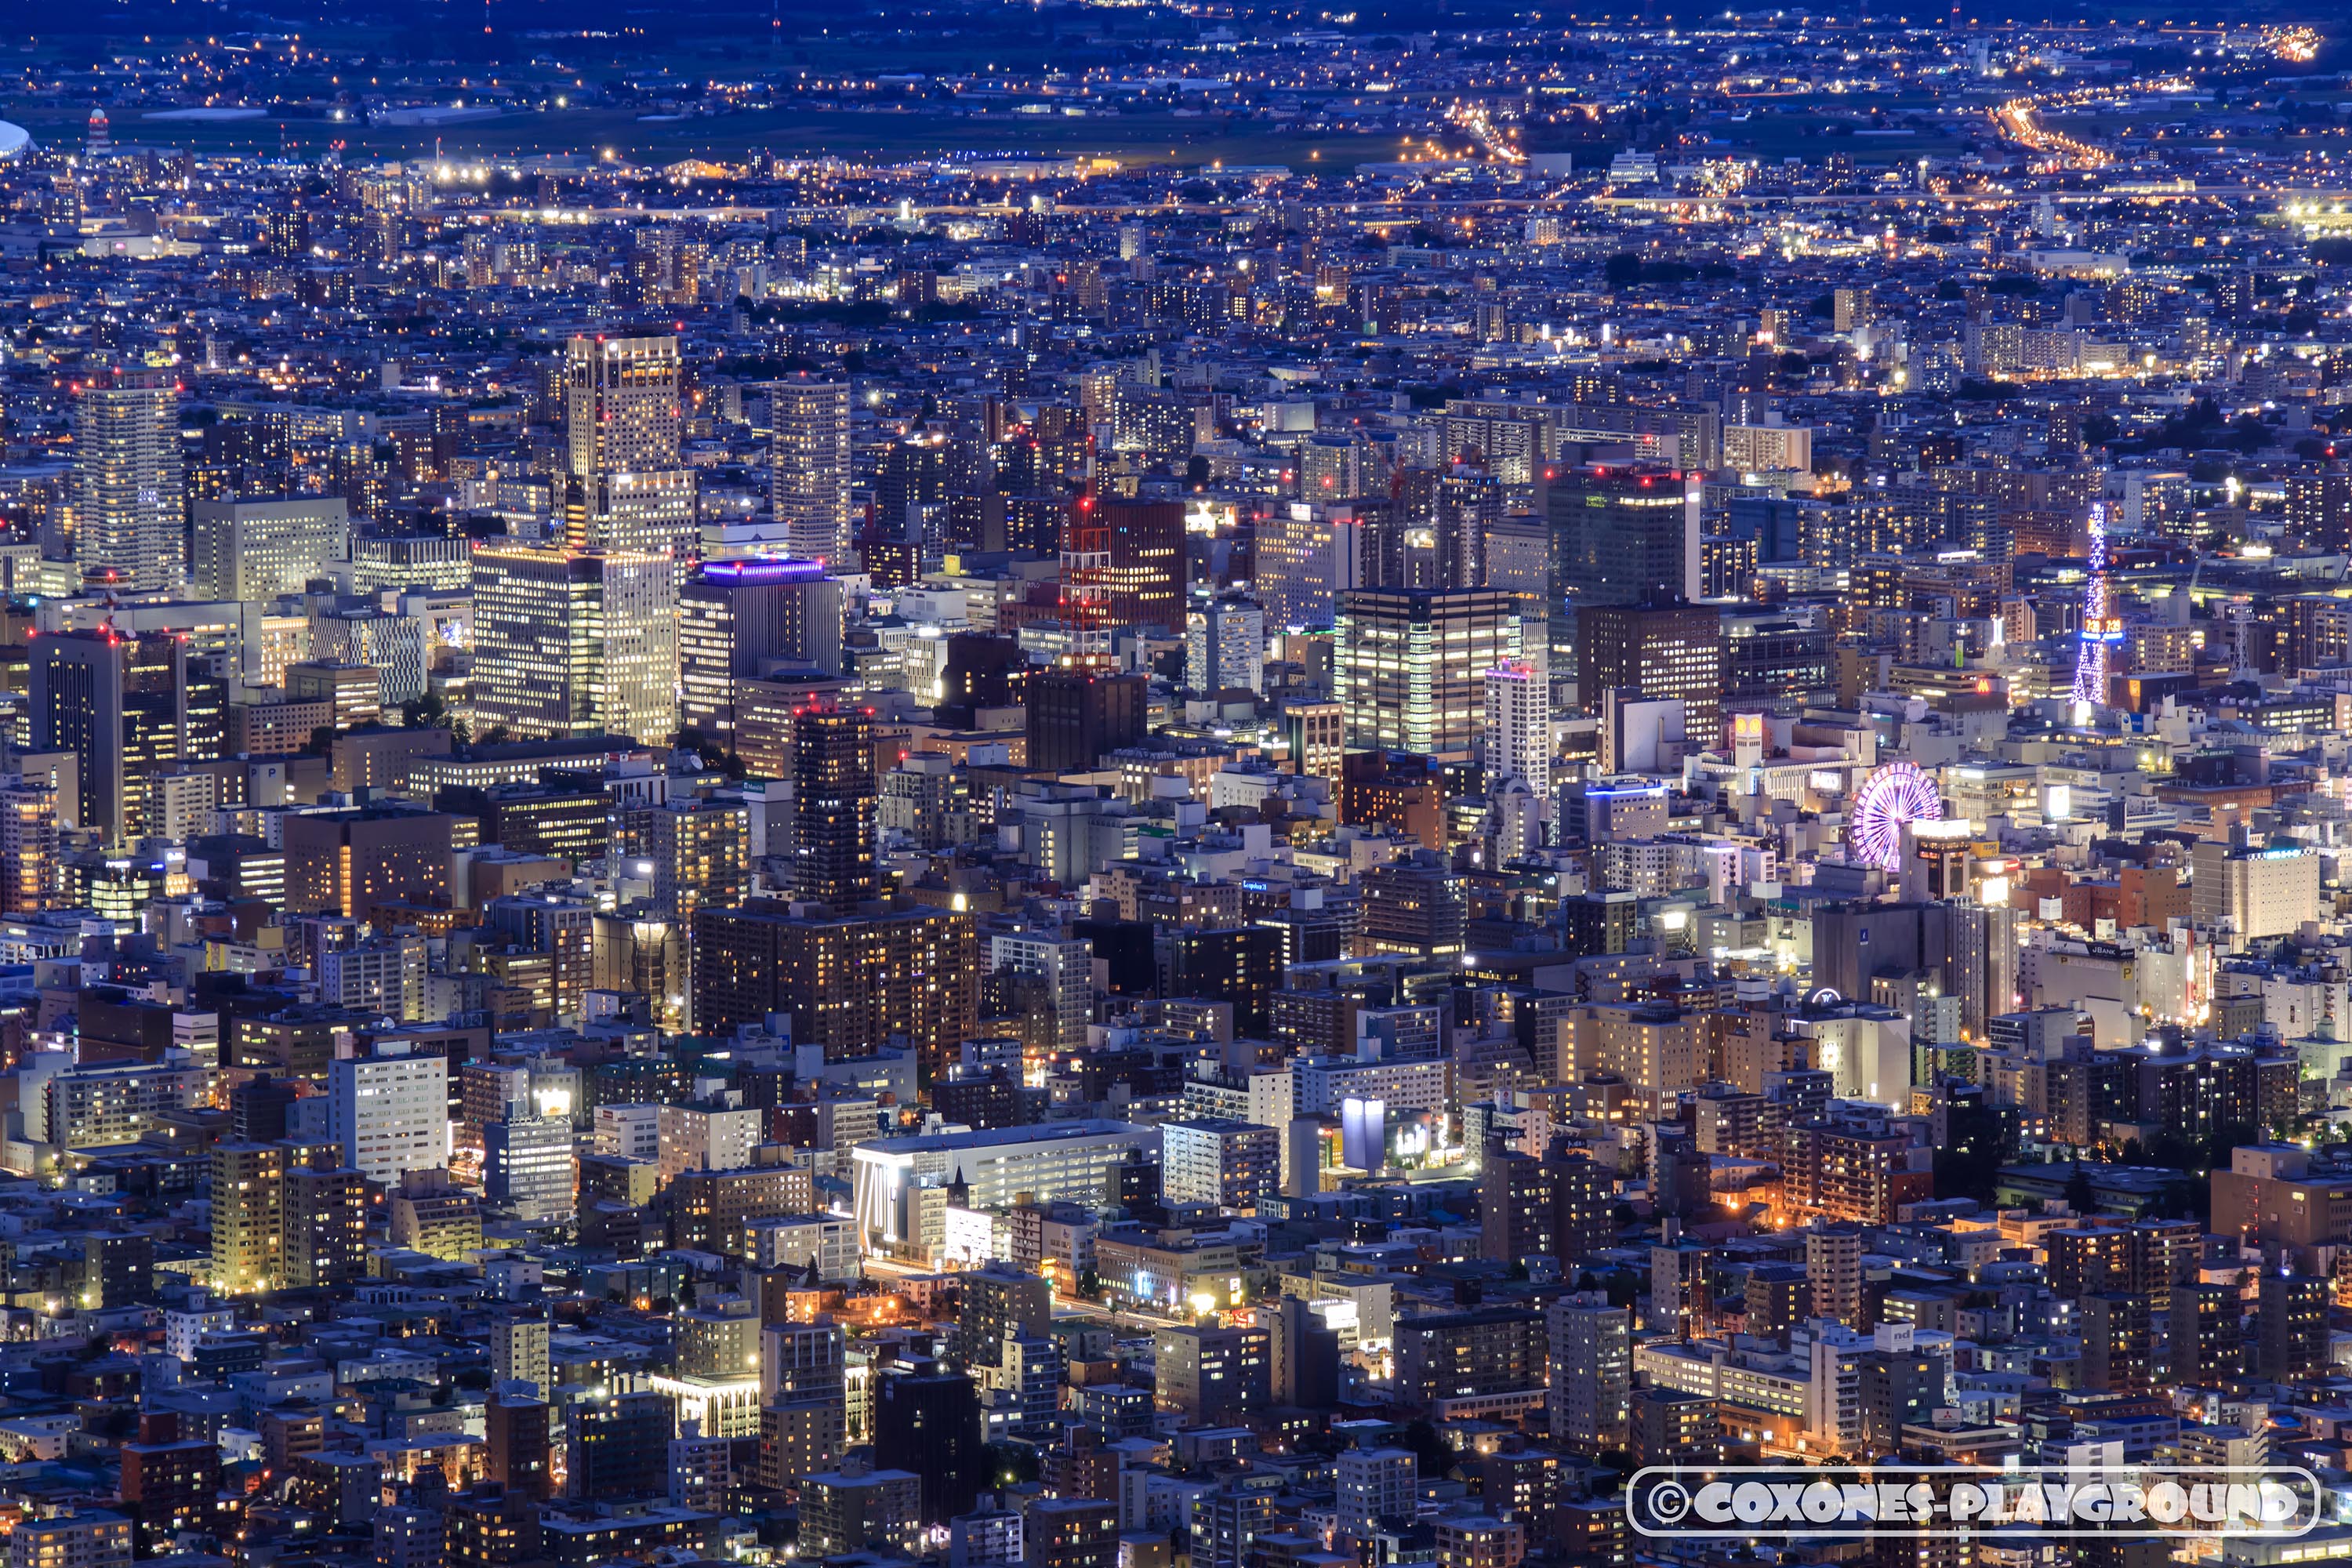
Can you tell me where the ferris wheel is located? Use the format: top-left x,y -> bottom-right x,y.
1848,761 -> 1946,872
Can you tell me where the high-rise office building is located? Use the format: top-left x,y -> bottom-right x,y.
31,629 -> 187,846
347,531 -> 472,593
0,777 -> 57,913
1546,467 -> 1701,665
191,496 -> 349,601
1254,502 -> 1371,630
1185,597 -> 1265,696
873,430 -> 951,542
1357,852 -> 1468,960
759,1319 -> 848,1490
562,333 -> 698,564
1334,588 -> 1521,757
73,370 -> 183,593
793,702 -> 877,913
1483,655 -> 1551,799
771,377 -> 855,564
1062,498 -> 1184,636
483,1117 -> 575,1220
1026,669 -> 1148,775
470,544 -> 677,744
1577,601 -> 1724,738
1283,700 -> 1345,785
1397,460 -> 1502,589
678,559 -> 846,751
328,1044 -> 450,1188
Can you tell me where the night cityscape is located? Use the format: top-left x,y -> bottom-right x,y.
2,0 -> 2352,1566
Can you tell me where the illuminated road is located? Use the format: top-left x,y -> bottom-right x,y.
858,1252 -> 1196,1330
1984,25 -> 2318,170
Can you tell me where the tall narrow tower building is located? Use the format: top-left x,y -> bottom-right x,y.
74,370 -> 184,593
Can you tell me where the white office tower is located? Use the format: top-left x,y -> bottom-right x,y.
1483,654 -> 1552,858
1483,654 -> 1552,800
1253,503 -> 1367,630
73,370 -> 185,593
563,333 -> 698,567
192,497 -> 350,601
328,1043 -> 449,1187
1186,597 -> 1266,697
771,377 -> 854,564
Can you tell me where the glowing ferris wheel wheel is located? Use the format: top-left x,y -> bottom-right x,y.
1848,761 -> 1946,873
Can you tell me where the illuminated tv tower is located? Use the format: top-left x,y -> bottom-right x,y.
2070,502 -> 2119,717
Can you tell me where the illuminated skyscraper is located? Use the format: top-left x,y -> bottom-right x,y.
678,559 -> 846,753
471,544 -> 678,744
793,702 -> 877,914
1334,588 -> 1521,757
771,377 -> 855,564
73,370 -> 184,593
562,333 -> 698,566
209,1141 -> 288,1297
1577,601 -> 1723,739
1253,503 -> 1370,630
1547,1294 -> 1632,1451
30,629 -> 187,846
1485,655 -> 1553,854
1062,497 -> 1185,640
1396,459 -> 1501,590
1544,466 -> 1700,668
1483,655 -> 1551,800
